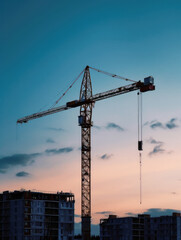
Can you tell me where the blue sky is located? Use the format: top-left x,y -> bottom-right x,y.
1,0 -> 181,235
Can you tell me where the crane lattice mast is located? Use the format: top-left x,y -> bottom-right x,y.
79,66 -> 92,239
17,66 -> 155,240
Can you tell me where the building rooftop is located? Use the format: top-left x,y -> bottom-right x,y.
0,189 -> 74,201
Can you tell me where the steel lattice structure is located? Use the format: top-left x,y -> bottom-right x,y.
17,66 -> 155,240
79,67 -> 92,240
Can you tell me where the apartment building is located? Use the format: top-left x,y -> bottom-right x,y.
100,213 -> 181,240
0,190 -> 75,240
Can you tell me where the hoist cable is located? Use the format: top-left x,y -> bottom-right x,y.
138,91 -> 143,204
89,66 -> 137,83
139,152 -> 142,205
137,92 -> 143,151
137,92 -> 143,141
140,92 -> 143,141
138,92 -> 140,141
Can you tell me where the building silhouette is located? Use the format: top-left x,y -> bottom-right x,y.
0,190 -> 74,240
100,213 -> 181,240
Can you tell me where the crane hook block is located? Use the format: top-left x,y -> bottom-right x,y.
138,141 -> 143,151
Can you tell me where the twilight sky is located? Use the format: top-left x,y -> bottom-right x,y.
1,0 -> 181,235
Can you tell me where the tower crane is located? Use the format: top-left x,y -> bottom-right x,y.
17,66 -> 155,240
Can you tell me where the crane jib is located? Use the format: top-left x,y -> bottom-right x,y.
17,81 -> 155,124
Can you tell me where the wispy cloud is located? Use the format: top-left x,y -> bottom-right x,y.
171,192 -> 177,195
99,154 -> 113,160
106,122 -> 124,131
126,208 -> 180,217
16,171 -> 31,177
45,147 -> 74,155
143,208 -> 180,217
150,121 -> 165,129
93,123 -> 124,131
148,138 -> 165,156
126,212 -> 137,217
149,144 -> 165,156
166,118 -> 178,129
46,127 -> 64,132
0,153 -> 40,174
95,211 -> 115,216
93,125 -> 101,130
146,118 -> 179,130
148,138 -> 163,145
148,138 -> 172,156
46,138 -> 55,143
0,147 -> 74,174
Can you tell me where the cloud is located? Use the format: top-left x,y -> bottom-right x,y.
171,192 -> 177,195
126,212 -> 137,217
143,121 -> 150,126
99,154 -> 113,160
148,138 -> 172,156
150,121 -> 165,129
149,144 -> 165,156
143,208 -> 180,217
16,171 -> 30,177
47,127 -> 64,132
148,138 -> 163,145
106,122 -> 124,131
147,138 -> 173,156
95,211 -> 115,216
45,147 -> 74,155
95,211 -> 116,219
146,118 -> 179,130
165,118 -> 178,129
0,146 -> 74,174
93,123 -> 125,131
126,208 -> 180,217
93,125 -> 101,130
0,153 -> 40,173
46,138 -> 55,143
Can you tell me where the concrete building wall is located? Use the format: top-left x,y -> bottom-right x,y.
100,213 -> 181,240
59,200 -> 74,239
0,190 -> 75,240
9,199 -> 24,239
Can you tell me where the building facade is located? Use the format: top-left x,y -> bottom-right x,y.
100,213 -> 181,240
0,190 -> 75,240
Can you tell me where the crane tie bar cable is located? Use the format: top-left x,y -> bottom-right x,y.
51,68 -> 85,108
89,66 -> 137,83
51,65 -> 136,109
